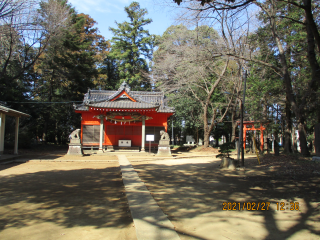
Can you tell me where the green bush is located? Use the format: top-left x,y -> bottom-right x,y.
216,142 -> 233,159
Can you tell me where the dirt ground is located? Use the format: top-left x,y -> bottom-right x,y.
1,148 -> 320,240
129,154 -> 320,240
0,160 -> 136,240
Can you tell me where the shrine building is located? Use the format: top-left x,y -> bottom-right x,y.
73,82 -> 175,152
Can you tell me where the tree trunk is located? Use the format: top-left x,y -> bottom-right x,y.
43,121 -> 47,144
268,3 -> 310,156
281,114 -> 285,148
283,98 -> 292,153
263,131 -> 268,153
303,0 -> 320,54
203,125 -> 210,148
284,127 -> 292,153
196,127 -> 199,145
253,131 -> 257,153
263,104 -> 268,153
298,121 -> 310,156
54,121 -> 58,144
292,126 -> 297,152
231,109 -> 237,146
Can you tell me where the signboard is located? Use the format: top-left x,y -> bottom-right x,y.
186,135 -> 195,142
119,140 -> 131,147
146,135 -> 154,141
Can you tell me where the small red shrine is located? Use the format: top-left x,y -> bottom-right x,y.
238,121 -> 267,151
73,82 -> 175,151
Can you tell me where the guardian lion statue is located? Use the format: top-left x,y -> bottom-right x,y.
70,129 -> 81,139
160,130 -> 170,140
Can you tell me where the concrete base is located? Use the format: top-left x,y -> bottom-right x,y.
220,157 -> 239,170
70,139 -> 81,144
159,139 -> 170,145
97,149 -> 104,154
67,144 -> 83,156
157,145 -> 172,156
106,146 -> 115,152
312,156 -> 320,163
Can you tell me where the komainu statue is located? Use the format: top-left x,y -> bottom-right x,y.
160,130 -> 170,140
67,129 -> 83,155
70,129 -> 81,139
158,130 -> 171,156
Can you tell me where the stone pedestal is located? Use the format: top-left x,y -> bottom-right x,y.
67,139 -> 83,156
157,140 -> 171,156
107,146 -> 115,152
67,145 -> 83,156
97,149 -> 104,154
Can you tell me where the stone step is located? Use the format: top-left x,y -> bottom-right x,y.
114,147 -> 140,152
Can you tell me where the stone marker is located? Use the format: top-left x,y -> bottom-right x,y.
313,123 -> 320,162
235,140 -> 239,152
157,130 -> 172,156
67,129 -> 83,156
220,157 -> 239,170
186,135 -> 195,144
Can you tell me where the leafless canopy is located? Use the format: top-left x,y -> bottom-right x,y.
0,0 -> 71,82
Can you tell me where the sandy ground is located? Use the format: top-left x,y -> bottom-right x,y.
0,160 -> 136,240
1,149 -> 320,240
129,155 -> 320,240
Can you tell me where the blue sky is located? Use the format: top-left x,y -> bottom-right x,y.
68,0 -> 178,41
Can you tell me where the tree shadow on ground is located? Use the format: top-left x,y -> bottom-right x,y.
1,145 -> 69,163
0,165 -> 133,231
171,146 -> 196,153
132,158 -> 320,240
0,163 -> 23,171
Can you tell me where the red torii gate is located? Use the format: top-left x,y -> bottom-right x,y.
238,121 -> 268,151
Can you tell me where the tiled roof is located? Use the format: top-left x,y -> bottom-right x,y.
0,104 -> 30,117
88,100 -> 158,109
74,82 -> 175,113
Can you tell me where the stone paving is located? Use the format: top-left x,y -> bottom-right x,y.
118,155 -> 180,240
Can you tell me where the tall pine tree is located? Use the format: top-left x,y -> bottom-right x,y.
109,2 -> 154,90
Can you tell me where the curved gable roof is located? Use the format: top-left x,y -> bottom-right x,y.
74,82 -> 175,113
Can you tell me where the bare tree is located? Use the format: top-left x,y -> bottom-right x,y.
153,24 -> 237,147
0,0 -> 25,21
0,0 -> 71,88
170,0 -> 320,156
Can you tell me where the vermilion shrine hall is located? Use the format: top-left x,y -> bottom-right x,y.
74,82 -> 175,152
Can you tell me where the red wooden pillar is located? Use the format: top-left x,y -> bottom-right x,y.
260,123 -> 264,151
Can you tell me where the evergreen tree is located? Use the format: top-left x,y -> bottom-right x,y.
33,6 -> 110,143
109,2 -> 154,90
